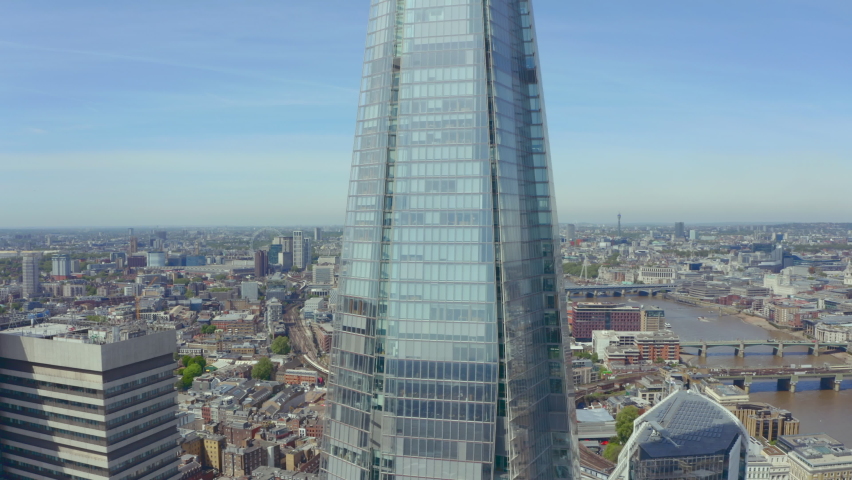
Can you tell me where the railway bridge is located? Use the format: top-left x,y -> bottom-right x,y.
565,283 -> 677,297
681,339 -> 849,358
714,367 -> 851,393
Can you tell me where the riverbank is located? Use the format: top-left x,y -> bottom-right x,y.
736,312 -> 799,335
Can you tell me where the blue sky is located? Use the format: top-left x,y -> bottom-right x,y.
1,1 -> 850,227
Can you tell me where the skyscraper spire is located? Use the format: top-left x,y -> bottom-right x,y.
322,2 -> 577,479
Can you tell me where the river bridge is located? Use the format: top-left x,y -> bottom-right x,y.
681,339 -> 850,357
714,367 -> 852,393
565,283 -> 677,297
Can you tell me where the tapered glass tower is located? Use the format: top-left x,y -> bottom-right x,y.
322,1 -> 577,479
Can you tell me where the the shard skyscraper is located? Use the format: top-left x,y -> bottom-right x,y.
322,1 -> 577,479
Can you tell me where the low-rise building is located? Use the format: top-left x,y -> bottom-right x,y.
732,402 -> 800,442
640,306 -> 665,331
202,434 -> 227,471
62,283 -> 86,297
814,322 -> 852,342
230,342 -> 256,355
635,375 -> 665,404
570,303 -> 642,341
285,369 -> 321,385
638,265 -> 676,283
633,330 -> 680,362
602,345 -> 641,368
593,330 -> 680,368
780,434 -> 852,480
312,323 -> 333,353
212,312 -> 257,336
703,382 -> 750,406
222,444 -> 265,477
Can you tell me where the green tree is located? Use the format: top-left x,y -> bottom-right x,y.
201,325 -> 217,334
271,336 -> 291,355
602,442 -> 623,462
184,364 -> 202,377
180,363 -> 203,389
561,262 -> 600,278
181,355 -> 192,368
191,356 -> 206,370
251,357 -> 274,380
85,285 -> 97,296
616,406 -> 640,444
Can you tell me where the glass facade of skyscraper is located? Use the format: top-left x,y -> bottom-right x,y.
322,1 -> 576,479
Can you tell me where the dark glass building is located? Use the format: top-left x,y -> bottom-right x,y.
322,1 -> 577,479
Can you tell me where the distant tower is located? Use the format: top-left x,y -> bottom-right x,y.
313,227 -> 322,241
292,231 -> 310,270
617,212 -> 622,237
51,254 -> 72,280
674,222 -> 685,238
844,259 -> 852,286
254,250 -> 269,278
21,253 -> 40,298
128,227 -> 134,237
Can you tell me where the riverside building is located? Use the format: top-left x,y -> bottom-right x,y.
0,324 -> 180,480
321,0 -> 578,478
779,434 -> 852,480
611,390 -> 749,480
570,303 -> 642,341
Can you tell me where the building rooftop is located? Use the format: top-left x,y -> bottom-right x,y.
575,302 -> 639,311
780,434 -> 852,467
707,383 -> 748,398
636,390 -> 745,459
0,322 -> 76,338
576,409 -> 615,423
634,330 -> 680,340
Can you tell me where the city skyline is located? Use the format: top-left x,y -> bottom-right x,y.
3,1 -> 851,227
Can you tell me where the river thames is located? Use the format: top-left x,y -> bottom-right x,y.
570,293 -> 852,444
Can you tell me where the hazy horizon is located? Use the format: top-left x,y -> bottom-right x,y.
3,1 -> 851,227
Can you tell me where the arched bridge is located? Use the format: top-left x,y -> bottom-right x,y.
681,339 -> 850,358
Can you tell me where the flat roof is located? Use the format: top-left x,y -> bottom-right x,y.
708,383 -> 747,397
1,323 -> 77,338
577,409 -> 615,423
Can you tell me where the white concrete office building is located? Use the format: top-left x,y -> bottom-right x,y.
0,326 -> 180,480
